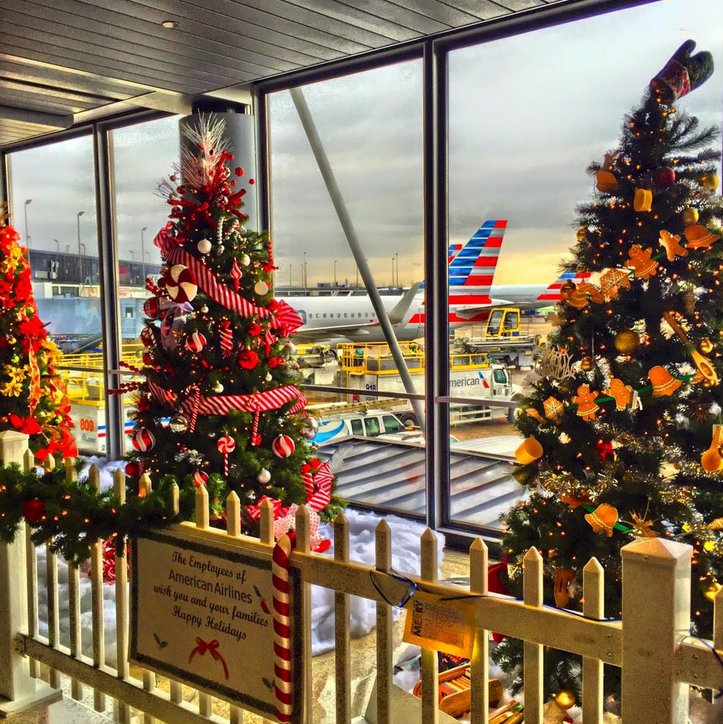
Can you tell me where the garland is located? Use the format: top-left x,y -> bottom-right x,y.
0,461 -> 188,564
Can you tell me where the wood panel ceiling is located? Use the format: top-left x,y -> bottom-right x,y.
0,0 -> 559,147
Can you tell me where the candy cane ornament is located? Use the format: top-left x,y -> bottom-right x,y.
272,534 -> 293,723
217,435 -> 236,477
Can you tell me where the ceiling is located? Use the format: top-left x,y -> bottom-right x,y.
0,0 -> 561,148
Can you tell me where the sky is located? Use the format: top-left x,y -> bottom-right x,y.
7,0 -> 723,288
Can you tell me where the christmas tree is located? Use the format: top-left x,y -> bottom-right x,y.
0,214 -> 77,462
125,118 -> 338,546
495,40 -> 723,701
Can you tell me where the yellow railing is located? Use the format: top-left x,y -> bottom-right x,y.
339,343 -> 489,375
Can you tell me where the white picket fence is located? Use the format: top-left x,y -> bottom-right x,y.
0,428 -> 722,724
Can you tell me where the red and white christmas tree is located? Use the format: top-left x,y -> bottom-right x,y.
125,118 -> 338,545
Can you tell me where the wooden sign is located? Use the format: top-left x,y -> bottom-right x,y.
130,528 -> 301,722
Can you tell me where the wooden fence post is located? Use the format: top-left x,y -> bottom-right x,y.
0,431 -> 61,715
621,537 -> 692,724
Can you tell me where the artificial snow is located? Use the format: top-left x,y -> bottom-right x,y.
36,489 -> 444,664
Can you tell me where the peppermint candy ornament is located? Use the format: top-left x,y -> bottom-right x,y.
132,427 -> 156,452
193,471 -> 209,487
217,435 -> 236,477
140,326 -> 157,348
165,264 -> 198,303
185,331 -> 207,353
272,434 -> 295,458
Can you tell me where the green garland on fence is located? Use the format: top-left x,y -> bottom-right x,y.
0,461 -> 213,563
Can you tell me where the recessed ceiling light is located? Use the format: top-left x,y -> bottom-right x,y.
162,20 -> 179,29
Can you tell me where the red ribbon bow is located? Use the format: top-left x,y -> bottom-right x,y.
188,637 -> 229,680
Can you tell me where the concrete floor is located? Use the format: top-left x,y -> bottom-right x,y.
6,548 -> 475,724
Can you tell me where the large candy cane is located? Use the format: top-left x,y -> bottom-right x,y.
272,534 -> 293,723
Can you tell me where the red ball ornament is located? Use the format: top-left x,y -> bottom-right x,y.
132,427 -> 156,452
237,349 -> 259,370
143,297 -> 161,319
185,331 -> 207,353
164,264 -> 198,304
654,166 -> 676,188
125,461 -> 142,477
23,499 -> 45,523
271,434 -> 296,458
142,353 -> 153,366
193,471 -> 209,487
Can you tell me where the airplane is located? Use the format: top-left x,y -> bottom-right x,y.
491,269 -> 592,311
282,220 -> 589,343
283,220 -> 509,344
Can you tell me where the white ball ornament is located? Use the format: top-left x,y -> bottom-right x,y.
258,468 -> 271,484
254,281 -> 270,295
214,382 -> 224,394
240,254 -> 251,267
265,372 -> 273,382
197,239 -> 212,255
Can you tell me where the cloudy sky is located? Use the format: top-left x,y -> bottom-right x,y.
8,0 -> 723,288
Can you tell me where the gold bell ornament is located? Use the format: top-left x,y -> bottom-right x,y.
701,424 -> 723,473
698,337 -> 714,355
648,366 -> 683,397
515,436 -> 543,465
684,224 -> 721,251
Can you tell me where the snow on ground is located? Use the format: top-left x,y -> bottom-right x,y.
37,493 -> 443,663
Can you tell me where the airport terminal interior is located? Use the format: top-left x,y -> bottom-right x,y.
0,0 -> 722,722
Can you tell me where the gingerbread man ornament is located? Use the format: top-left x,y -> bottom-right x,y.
658,230 -> 687,262
573,384 -> 600,421
605,377 -> 634,411
625,245 -> 659,280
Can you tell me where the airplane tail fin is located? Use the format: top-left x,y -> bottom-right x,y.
535,268 -> 591,303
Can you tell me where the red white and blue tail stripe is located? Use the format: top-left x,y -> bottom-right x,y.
535,268 -> 591,303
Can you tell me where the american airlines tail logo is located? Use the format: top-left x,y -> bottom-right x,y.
535,269 -> 592,303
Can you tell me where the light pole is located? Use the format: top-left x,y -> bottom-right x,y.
395,252 -> 399,287
303,251 -> 307,294
53,239 -> 60,254
76,211 -> 85,284
23,199 -> 32,250
391,258 -> 395,288
141,227 -> 148,284
333,259 -> 337,287
129,250 -> 134,261
289,264 -> 292,288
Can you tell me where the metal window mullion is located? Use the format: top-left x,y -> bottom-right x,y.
93,124 -> 124,461
423,39 -> 450,531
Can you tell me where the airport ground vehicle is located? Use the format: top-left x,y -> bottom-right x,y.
454,307 -> 542,369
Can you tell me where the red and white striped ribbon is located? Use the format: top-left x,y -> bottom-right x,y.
147,381 -> 306,418
272,534 -> 293,723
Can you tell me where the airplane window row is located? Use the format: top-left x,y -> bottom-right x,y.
300,312 -> 373,320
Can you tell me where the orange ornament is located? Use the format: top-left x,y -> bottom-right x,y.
572,384 -> 600,421
625,244 -> 659,280
600,268 -> 631,300
684,224 -> 721,250
596,170 -> 618,194
605,377 -> 634,410
515,436 -> 543,464
561,492 -> 591,509
658,230 -> 688,262
701,424 -> 723,473
543,396 -> 564,422
633,188 -> 653,212
553,569 -> 576,608
525,407 -> 544,424
648,366 -> 682,397
585,503 -> 619,537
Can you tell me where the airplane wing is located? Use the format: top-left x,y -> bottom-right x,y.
294,323 -> 377,342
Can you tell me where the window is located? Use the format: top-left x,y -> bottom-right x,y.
8,134 -> 108,456
350,419 -> 363,436
364,418 -> 381,437
383,415 -> 404,434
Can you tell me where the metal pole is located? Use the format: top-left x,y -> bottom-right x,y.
290,86 -> 424,431
391,258 -> 395,288
303,251 -> 307,294
141,226 -> 147,284
23,199 -> 32,250
289,264 -> 292,287
334,259 -> 337,287
396,252 -> 399,287
53,239 -> 59,254
76,211 -> 85,283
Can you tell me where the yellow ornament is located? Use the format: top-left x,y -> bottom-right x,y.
576,227 -> 588,242
682,207 -> 699,225
699,173 -> 719,189
614,329 -> 640,354
698,337 -> 714,355
704,580 -> 722,602
580,356 -> 595,372
596,170 -> 618,194
515,436 -> 543,465
704,540 -> 716,552
633,188 -> 653,212
554,690 -> 576,710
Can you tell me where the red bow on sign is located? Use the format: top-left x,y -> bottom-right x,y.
188,637 -> 229,680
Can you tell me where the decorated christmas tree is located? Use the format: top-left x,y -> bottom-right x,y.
495,41 -> 723,701
0,213 -> 77,462
125,118 -> 338,545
